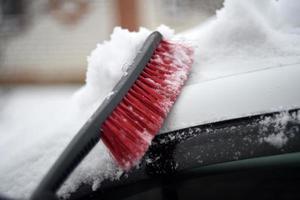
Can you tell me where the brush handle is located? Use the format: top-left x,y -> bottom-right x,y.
31,31 -> 162,200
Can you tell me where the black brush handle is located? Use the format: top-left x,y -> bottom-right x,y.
31,31 -> 162,200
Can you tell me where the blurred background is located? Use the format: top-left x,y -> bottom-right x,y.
0,0 -> 223,85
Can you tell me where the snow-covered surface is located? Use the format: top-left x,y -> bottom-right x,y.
178,0 -> 300,85
1,0 -> 300,199
0,87 -> 122,199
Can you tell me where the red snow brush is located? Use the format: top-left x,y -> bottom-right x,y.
31,31 -> 193,199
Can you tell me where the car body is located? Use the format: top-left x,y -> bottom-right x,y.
69,62 -> 300,200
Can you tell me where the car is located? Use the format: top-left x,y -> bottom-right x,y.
67,62 -> 300,200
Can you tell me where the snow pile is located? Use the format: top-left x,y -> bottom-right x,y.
259,112 -> 300,148
0,88 -> 78,197
263,132 -> 288,148
180,0 -> 300,84
1,0 -> 300,199
0,87 -> 120,199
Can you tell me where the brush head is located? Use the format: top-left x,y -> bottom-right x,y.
101,39 -> 193,170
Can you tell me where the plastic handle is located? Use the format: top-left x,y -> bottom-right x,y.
31,31 -> 162,200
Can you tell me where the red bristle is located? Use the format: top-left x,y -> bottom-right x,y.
119,102 -> 157,133
136,79 -> 165,101
129,89 -> 165,117
131,85 -> 158,105
101,39 -> 193,170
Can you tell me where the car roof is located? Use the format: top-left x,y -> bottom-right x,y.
160,62 -> 300,133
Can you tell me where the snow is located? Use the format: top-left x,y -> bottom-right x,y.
1,0 -> 300,199
178,0 -> 300,85
259,112 -> 300,148
262,132 -> 288,148
0,87 -> 78,197
0,87 -> 122,199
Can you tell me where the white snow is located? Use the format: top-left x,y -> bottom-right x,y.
263,132 -> 288,148
0,87 -> 122,199
259,112 -> 300,148
1,0 -> 300,199
178,0 -> 300,85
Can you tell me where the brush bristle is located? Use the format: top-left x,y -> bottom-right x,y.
101,40 -> 193,170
